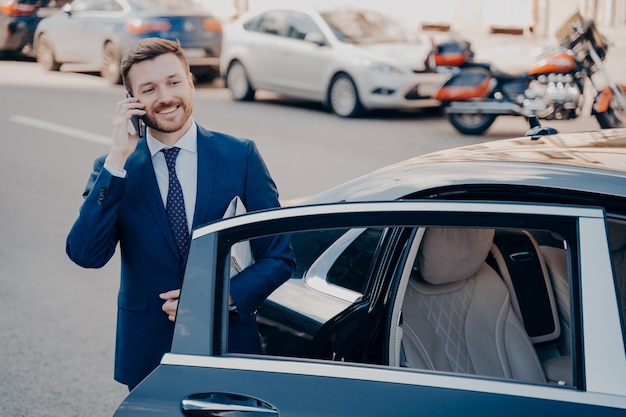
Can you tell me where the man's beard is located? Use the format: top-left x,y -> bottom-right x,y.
143,100 -> 193,133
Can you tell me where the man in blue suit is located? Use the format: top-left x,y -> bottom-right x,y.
66,38 -> 294,391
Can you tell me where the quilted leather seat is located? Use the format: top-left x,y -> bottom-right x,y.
401,227 -> 546,383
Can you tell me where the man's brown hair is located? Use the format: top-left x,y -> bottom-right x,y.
121,38 -> 190,92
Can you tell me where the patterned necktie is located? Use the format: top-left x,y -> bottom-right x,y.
161,147 -> 190,259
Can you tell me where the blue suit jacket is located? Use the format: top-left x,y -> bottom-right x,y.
66,126 -> 294,388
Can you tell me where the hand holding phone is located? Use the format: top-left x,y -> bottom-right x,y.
125,92 -> 144,138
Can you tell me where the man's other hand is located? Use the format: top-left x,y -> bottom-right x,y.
159,289 -> 180,322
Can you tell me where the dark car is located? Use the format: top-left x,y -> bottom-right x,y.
0,0 -> 68,57
114,129 -> 626,415
33,0 -> 222,84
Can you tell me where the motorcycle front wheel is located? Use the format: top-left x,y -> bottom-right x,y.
595,90 -> 626,129
447,113 -> 497,135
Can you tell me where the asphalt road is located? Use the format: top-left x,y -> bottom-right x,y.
0,58 -> 607,417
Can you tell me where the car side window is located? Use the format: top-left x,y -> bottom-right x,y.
255,10 -> 289,36
257,227 -> 386,358
87,0 -> 109,11
286,12 -> 323,41
251,221 -> 580,388
69,0 -> 88,12
103,0 -> 122,12
290,229 -> 345,278
326,228 -> 383,293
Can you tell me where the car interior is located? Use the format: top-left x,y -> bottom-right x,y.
393,218 -> 626,387
255,216 -> 626,389
398,227 -> 550,384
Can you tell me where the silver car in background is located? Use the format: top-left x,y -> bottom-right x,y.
34,0 -> 222,84
220,6 -> 449,117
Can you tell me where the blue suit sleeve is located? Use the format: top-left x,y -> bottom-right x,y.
66,156 -> 125,268
228,141 -> 295,321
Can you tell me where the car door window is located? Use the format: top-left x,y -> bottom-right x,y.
68,0 -> 89,12
298,227 -> 384,298
166,202 -> 625,400
258,227 -> 386,358
101,0 -> 122,12
254,218 -> 581,386
326,228 -> 383,293
286,12 -> 323,41
255,10 -> 288,36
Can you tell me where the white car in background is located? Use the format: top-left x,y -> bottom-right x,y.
219,6 -> 449,117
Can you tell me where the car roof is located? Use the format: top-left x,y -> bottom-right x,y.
305,129 -> 626,204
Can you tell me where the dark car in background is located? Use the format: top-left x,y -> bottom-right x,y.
113,129 -> 626,415
33,0 -> 222,84
0,0 -> 69,57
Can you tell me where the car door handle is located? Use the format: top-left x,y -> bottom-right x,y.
182,393 -> 278,416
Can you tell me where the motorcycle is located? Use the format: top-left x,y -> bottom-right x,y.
430,13 -> 626,135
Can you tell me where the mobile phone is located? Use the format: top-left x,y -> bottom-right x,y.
125,91 -> 144,138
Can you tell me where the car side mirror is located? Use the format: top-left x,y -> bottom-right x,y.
525,115 -> 558,140
304,32 -> 325,46
62,3 -> 72,16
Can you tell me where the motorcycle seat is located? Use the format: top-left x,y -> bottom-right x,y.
491,68 -> 529,81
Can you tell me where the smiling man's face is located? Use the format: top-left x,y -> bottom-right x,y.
128,52 -> 195,145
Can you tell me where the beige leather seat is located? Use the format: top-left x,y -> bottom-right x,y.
401,228 -> 546,383
538,221 -> 626,386
542,221 -> 626,331
537,245 -> 571,355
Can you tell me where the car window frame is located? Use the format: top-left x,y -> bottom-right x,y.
169,201 -> 625,398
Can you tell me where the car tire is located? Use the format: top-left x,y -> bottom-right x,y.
328,73 -> 362,118
226,60 -> 255,101
36,34 -> 61,72
101,42 -> 122,85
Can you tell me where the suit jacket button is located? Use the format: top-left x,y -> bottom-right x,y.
97,186 -> 107,205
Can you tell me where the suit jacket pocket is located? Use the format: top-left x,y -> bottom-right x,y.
118,292 -> 149,313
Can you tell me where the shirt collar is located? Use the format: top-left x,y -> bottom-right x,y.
147,119 -> 198,158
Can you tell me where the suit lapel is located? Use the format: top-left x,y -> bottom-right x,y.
192,127 -> 217,229
128,139 -> 180,259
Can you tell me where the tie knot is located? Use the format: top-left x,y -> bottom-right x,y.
161,147 -> 181,171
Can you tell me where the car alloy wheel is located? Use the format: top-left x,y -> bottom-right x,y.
226,61 -> 255,101
329,74 -> 362,117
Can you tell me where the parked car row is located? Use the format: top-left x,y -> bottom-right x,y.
6,1 -> 455,109
32,0 -> 223,83
114,127 -> 626,415
8,3 -> 623,128
0,0 -> 70,57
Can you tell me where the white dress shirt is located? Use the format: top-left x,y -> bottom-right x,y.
104,120 -> 198,233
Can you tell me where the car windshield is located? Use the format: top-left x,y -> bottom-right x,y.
320,10 -> 408,44
132,0 -> 206,12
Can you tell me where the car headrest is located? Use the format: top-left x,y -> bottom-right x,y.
417,228 -> 495,285
609,222 -> 626,252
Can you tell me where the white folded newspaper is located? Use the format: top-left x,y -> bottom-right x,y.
223,196 -> 254,277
